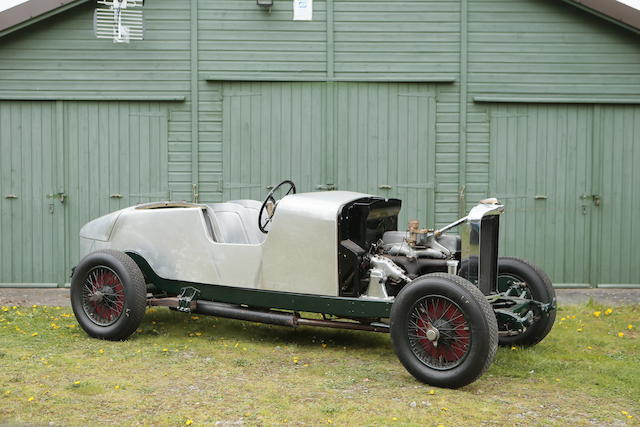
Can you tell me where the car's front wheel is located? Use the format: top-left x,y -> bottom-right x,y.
71,250 -> 146,341
390,273 -> 498,388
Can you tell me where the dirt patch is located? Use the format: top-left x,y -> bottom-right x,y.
0,288 -> 70,307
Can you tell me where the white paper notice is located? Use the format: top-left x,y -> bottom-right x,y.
293,0 -> 312,21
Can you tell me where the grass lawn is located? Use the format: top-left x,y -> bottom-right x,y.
0,301 -> 638,426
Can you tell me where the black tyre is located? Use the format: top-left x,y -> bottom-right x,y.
496,256 -> 556,347
71,250 -> 147,341
390,273 -> 498,388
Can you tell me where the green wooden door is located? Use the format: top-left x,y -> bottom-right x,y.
222,81 -> 437,227
64,101 -> 169,271
221,82 -> 328,200
0,101 -> 65,285
333,83 -> 436,227
595,105 -> 640,287
490,104 -> 594,286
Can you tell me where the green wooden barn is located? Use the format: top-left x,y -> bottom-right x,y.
0,0 -> 638,288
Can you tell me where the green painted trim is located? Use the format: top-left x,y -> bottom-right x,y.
190,0 -> 199,202
205,75 -> 457,83
0,283 -> 59,288
326,0 -> 334,80
0,95 -> 186,101
597,284 -> 640,289
559,0 -> 640,35
127,253 -> 392,318
0,0 -> 91,39
458,0 -> 468,218
552,283 -> 591,289
589,105 -> 603,288
474,96 -> 640,105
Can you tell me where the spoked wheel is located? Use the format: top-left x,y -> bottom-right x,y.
81,266 -> 126,326
71,250 -> 147,341
496,257 -> 556,347
408,295 -> 472,370
390,273 -> 498,388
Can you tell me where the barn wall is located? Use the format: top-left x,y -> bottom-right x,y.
465,0 -> 640,205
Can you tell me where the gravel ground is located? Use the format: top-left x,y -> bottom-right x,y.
1,287 -> 640,307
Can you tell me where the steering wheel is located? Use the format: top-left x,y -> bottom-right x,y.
258,180 -> 297,233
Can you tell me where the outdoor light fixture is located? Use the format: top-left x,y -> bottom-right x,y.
256,0 -> 273,12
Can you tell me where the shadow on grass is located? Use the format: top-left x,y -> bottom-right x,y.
139,307 -> 392,351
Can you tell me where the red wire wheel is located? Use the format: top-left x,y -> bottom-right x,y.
81,266 -> 126,326
390,273 -> 498,388
408,295 -> 471,370
71,250 -> 147,341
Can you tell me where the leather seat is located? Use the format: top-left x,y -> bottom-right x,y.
206,200 -> 266,244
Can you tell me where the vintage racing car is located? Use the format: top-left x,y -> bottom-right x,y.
71,180 -> 556,388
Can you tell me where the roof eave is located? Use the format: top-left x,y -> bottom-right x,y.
0,0 -> 91,39
559,0 -> 640,35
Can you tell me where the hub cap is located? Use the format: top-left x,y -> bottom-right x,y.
81,266 -> 125,326
408,295 -> 471,370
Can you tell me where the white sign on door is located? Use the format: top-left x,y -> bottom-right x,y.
293,0 -> 312,21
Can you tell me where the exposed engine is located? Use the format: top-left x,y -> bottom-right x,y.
337,197 -> 461,299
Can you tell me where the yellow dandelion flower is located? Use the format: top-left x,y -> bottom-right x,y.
392,417 -> 398,421
622,411 -> 629,415
148,308 -> 156,313
27,397 -> 34,402
618,332 -> 625,338
4,390 -> 11,395
1,306 -> 8,312
31,332 -> 38,337
191,316 -> 199,320
162,348 -> 169,352
441,407 -> 448,412
555,378 -> 560,382
293,357 -> 299,364
74,381 -> 80,385
628,415 -> 633,419
577,328 -> 583,332
303,363 -> 309,367
604,308 -> 613,315
560,317 -> 566,321
185,420 -> 193,425
571,315 -> 576,319
114,385 -> 120,390
195,332 -> 202,336
437,425 -> 445,427
628,324 -> 634,330
587,346 -> 593,350
12,306 -> 17,310
50,323 -> 60,329
428,389 -> 436,395
32,305 -> 37,309
98,349 -> 104,354
511,346 -> 517,350
327,420 -> 333,424
321,343 -> 327,348
593,311 -> 601,318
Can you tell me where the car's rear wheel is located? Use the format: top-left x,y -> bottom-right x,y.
390,273 -> 498,388
71,250 -> 146,341
496,256 -> 556,347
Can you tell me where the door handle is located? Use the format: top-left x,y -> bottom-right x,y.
4,194 -> 17,199
110,193 -> 124,199
534,195 -> 547,200
46,192 -> 66,203
316,184 -> 336,191
379,184 -> 392,190
580,194 -> 601,207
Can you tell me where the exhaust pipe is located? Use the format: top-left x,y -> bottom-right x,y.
148,297 -> 389,333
